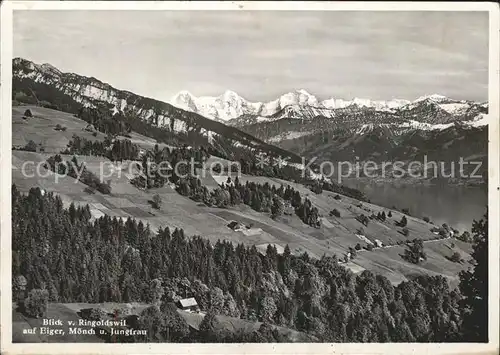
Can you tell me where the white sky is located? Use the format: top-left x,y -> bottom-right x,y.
13,10 -> 489,102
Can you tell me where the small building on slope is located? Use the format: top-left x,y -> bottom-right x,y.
176,297 -> 200,313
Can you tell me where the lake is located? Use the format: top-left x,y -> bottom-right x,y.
342,179 -> 487,232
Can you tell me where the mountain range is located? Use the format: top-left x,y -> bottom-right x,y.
168,86 -> 489,185
170,89 -> 488,126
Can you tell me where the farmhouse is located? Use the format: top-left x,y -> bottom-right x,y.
227,221 -> 245,232
177,297 -> 200,313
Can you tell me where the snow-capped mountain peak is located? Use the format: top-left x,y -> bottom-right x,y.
169,89 -> 326,121
39,63 -> 62,76
221,89 -> 240,98
277,90 -> 319,107
320,97 -> 410,111
175,89 -> 194,98
171,90 -> 198,112
414,94 -> 448,103
169,89 -> 254,122
296,88 -> 312,95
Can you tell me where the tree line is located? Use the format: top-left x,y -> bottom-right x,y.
44,155 -> 111,194
62,134 -> 141,162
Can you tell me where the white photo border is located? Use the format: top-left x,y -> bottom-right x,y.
1,1 -> 499,354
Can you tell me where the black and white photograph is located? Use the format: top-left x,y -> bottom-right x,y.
1,1 -> 499,353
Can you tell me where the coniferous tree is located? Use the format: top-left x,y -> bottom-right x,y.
403,239 -> 426,264
459,211 -> 488,342
152,194 -> 162,210
251,192 -> 262,212
23,289 -> 49,318
271,196 -> 284,219
199,310 -> 224,342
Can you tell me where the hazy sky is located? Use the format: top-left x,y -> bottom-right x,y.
13,10 -> 489,102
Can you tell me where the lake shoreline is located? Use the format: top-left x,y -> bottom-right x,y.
341,178 -> 487,233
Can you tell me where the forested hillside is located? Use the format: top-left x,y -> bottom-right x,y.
12,186 -> 488,342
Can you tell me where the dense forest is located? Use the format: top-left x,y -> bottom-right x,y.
12,186 -> 488,342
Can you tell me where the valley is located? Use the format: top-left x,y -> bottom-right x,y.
239,117 -> 488,187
